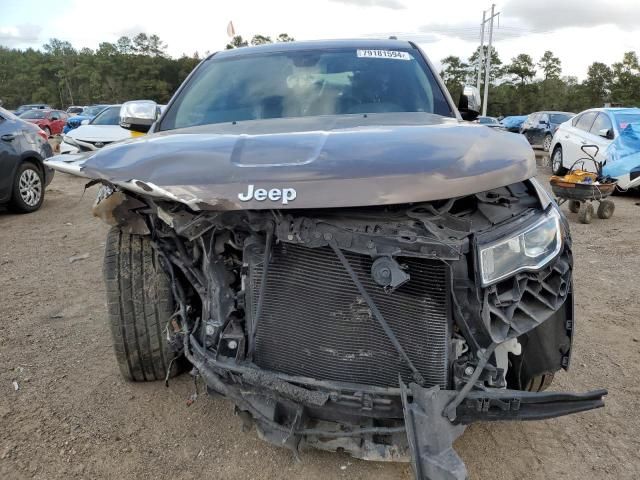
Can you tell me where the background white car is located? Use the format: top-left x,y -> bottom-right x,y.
60,105 -> 134,154
550,108 -> 640,188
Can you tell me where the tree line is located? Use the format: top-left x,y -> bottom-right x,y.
440,48 -> 640,116
1,33 -> 637,116
0,32 -> 294,110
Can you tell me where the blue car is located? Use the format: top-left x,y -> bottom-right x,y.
500,115 -> 527,133
62,104 -> 110,134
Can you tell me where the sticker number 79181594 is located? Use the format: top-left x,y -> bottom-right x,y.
356,49 -> 411,60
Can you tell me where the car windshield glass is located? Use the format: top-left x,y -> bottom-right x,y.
91,106 -> 121,125
68,107 -> 83,113
83,106 -> 106,116
614,113 -> 640,131
549,113 -> 572,124
20,110 -> 46,119
161,47 -> 453,130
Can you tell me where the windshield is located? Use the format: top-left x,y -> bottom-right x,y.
549,113 -> 573,124
161,47 -> 453,130
67,107 -> 83,114
20,110 -> 46,119
614,113 -> 640,131
91,106 -> 121,125
83,106 -> 107,117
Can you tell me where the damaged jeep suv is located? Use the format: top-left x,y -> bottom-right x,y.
46,40 -> 606,479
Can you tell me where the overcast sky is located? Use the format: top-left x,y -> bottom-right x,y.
2,0 -> 639,79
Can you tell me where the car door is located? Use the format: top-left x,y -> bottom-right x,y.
0,115 -> 21,203
522,113 -> 538,144
561,111 -> 598,170
532,113 -> 549,146
582,113 -> 614,171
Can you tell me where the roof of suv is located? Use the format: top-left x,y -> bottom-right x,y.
212,39 -> 415,60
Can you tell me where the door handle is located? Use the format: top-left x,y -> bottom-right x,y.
1,134 -> 16,142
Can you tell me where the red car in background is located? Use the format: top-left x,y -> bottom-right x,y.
18,109 -> 68,137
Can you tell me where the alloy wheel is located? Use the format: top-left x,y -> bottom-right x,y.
18,168 -> 42,207
552,149 -> 562,173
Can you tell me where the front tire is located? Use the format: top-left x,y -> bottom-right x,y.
9,161 -> 44,213
543,134 -> 552,152
551,145 -> 568,176
104,228 -> 181,382
43,126 -> 51,137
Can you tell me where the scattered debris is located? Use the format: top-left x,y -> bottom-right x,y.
50,312 -> 64,319
64,222 -> 73,226
68,253 -> 90,264
12,381 -> 19,391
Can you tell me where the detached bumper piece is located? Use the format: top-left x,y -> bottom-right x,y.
402,383 -> 607,480
455,388 -> 607,424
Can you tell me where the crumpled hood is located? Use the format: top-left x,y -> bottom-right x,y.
76,113 -> 535,210
68,125 -> 133,143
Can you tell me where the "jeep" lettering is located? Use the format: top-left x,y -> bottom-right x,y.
238,185 -> 297,204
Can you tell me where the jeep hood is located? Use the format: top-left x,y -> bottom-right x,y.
47,113 -> 536,210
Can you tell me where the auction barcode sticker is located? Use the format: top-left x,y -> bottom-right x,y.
357,49 -> 411,60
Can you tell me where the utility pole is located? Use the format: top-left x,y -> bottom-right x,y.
478,4 -> 500,116
476,9 -> 486,93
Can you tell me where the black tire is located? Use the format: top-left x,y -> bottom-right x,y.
597,200 -> 615,219
104,227 -> 180,382
543,134 -> 553,152
568,200 -> 581,213
9,161 -> 45,213
525,373 -> 554,392
578,203 -> 594,224
551,145 -> 567,176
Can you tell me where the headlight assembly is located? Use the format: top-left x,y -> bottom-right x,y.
478,208 -> 562,286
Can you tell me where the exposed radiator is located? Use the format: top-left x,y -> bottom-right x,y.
249,243 -> 450,388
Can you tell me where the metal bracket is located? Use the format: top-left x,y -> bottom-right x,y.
401,383 -> 467,480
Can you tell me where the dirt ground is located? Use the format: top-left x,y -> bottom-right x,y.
1,161 -> 640,480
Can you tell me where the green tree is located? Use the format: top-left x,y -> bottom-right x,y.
440,56 -> 468,101
226,35 -> 249,49
538,50 -> 561,80
583,62 -> 612,107
507,54 -> 536,86
251,35 -> 272,46
276,33 -> 295,42
467,46 -> 503,85
610,51 -> 640,106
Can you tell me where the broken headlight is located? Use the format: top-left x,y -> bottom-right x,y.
478,208 -> 562,285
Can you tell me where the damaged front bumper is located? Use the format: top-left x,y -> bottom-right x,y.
403,383 -> 606,480
185,333 -> 606,480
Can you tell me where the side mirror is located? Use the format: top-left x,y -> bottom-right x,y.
538,120 -> 548,126
598,128 -> 614,140
458,85 -> 481,121
81,119 -> 90,125
120,100 -> 158,133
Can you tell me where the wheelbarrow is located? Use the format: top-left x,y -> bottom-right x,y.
549,145 -> 617,224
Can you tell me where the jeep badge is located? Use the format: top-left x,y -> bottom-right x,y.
238,185 -> 297,204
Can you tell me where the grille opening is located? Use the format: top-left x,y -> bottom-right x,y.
248,243 -> 451,388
